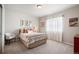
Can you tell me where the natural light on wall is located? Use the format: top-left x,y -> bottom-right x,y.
46,16 -> 63,42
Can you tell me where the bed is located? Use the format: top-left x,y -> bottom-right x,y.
19,28 -> 47,49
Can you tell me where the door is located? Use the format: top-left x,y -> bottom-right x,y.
0,4 -> 2,53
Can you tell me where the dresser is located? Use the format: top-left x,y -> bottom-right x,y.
74,34 -> 79,54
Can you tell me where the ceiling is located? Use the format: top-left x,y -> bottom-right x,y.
5,4 -> 77,17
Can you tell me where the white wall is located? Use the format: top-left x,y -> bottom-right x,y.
40,5 -> 79,45
5,6 -> 39,33
63,5 -> 79,45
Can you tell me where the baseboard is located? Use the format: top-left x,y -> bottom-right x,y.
49,39 -> 73,46
63,42 -> 73,46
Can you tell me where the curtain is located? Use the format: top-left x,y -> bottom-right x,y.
46,16 -> 63,42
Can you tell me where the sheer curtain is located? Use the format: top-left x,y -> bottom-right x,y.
46,16 -> 63,42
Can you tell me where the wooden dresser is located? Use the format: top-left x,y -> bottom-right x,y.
74,34 -> 79,54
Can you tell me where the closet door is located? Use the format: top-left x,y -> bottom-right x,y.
0,5 -> 2,53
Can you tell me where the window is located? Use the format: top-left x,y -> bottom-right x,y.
46,16 -> 63,42
46,16 -> 63,32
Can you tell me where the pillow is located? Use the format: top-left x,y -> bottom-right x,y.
23,28 -> 28,33
28,30 -> 33,33
19,28 -> 28,33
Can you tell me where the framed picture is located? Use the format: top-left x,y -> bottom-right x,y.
69,17 -> 79,27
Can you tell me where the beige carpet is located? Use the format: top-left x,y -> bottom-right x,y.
4,40 -> 73,54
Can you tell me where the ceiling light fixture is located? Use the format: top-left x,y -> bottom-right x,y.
36,4 -> 42,8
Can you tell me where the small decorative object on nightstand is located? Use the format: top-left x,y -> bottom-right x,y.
74,34 -> 79,54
